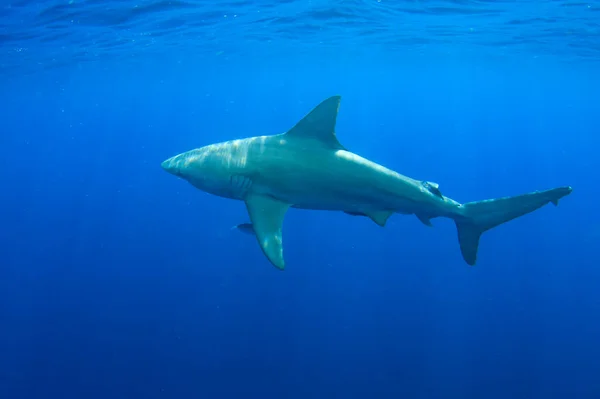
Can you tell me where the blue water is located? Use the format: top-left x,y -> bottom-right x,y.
1,1 -> 600,398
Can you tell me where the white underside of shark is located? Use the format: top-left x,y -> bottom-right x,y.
162,96 -> 572,270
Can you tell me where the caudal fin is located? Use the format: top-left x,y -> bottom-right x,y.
454,186 -> 572,265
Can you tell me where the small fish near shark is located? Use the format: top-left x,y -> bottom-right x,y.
162,95 -> 572,270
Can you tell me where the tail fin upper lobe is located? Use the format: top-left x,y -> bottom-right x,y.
454,186 -> 572,265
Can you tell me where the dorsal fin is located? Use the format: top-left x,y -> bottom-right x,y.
285,95 -> 345,149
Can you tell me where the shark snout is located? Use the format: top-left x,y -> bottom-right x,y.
161,156 -> 181,176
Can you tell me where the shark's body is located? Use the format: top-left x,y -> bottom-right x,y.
162,96 -> 572,270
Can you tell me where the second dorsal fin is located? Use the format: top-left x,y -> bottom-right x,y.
285,95 -> 345,149
422,181 -> 443,198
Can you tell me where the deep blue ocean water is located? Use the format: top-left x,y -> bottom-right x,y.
1,1 -> 600,398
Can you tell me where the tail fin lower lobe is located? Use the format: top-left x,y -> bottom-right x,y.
454,186 -> 572,265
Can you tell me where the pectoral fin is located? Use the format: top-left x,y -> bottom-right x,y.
245,194 -> 290,270
232,223 -> 255,235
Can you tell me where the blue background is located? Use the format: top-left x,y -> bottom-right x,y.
1,1 -> 600,398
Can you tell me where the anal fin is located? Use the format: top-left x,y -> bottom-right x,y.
416,214 -> 433,227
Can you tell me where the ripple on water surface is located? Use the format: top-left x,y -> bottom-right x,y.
1,0 -> 599,73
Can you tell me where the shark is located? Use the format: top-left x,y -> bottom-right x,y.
161,95 -> 572,270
